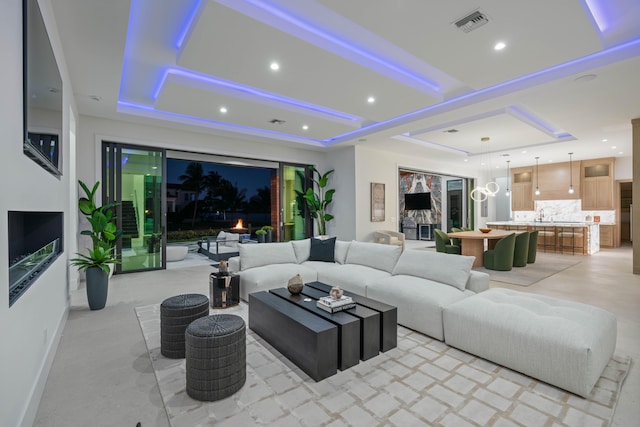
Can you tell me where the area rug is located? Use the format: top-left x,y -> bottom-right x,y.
473,252 -> 582,286
136,303 -> 630,427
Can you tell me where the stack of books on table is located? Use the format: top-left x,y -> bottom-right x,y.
316,296 -> 355,313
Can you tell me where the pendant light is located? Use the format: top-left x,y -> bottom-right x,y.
470,137 -> 500,202
568,152 -> 575,194
534,157 -> 541,196
505,160 -> 511,197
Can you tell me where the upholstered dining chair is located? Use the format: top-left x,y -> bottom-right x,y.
513,231 -> 531,267
450,227 -> 463,247
434,229 -> 461,254
527,230 -> 539,263
483,233 -> 516,271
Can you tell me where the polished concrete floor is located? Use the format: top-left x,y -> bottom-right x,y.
33,245 -> 639,426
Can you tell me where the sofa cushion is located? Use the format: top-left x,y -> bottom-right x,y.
238,242 -> 297,270
224,232 -> 239,247
334,240 -> 351,264
366,275 -> 472,340
291,239 -> 311,263
345,241 -> 402,273
392,250 -> 474,291
309,237 -> 336,262
238,263 -> 318,301
317,264 -> 391,295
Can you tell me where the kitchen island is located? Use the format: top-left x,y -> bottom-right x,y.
486,221 -> 599,255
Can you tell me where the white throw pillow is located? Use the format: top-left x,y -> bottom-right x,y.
238,242 -> 297,270
291,238 -> 311,263
345,240 -> 402,273
217,230 -> 227,242
392,249 -> 474,291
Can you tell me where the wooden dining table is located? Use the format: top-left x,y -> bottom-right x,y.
447,230 -> 517,267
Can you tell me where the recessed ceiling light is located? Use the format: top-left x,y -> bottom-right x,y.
464,159 -> 468,162
367,96 -> 375,104
619,151 -> 624,155
521,150 -> 527,154
219,107 -> 227,114
611,146 -> 616,149
602,139 -> 608,142
494,41 -> 506,51
270,62 -> 280,71
302,125 -> 308,130
548,160 -> 553,163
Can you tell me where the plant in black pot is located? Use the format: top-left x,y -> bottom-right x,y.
297,166 -> 335,237
261,225 -> 274,243
70,180 -> 122,310
255,228 -> 266,243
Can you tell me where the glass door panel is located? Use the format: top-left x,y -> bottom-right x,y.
103,143 -> 165,273
281,164 -> 310,241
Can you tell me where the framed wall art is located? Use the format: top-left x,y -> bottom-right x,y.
371,182 -> 385,222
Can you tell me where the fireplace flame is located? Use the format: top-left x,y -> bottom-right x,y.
234,219 -> 244,229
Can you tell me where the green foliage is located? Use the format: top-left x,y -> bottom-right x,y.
296,166 -> 335,235
261,225 -> 274,232
255,229 -> 267,235
70,180 -> 121,272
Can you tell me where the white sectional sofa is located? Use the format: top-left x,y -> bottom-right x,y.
228,238 -> 490,340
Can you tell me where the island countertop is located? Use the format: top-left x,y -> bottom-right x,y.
486,221 -> 597,228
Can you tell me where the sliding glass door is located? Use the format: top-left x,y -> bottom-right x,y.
103,142 -> 165,273
281,164 -> 311,241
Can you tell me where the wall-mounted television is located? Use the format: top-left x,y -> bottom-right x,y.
404,192 -> 431,210
23,0 -> 63,177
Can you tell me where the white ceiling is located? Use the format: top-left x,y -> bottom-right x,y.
52,0 -> 640,169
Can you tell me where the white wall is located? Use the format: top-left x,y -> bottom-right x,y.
615,155 -> 632,180
0,0 -> 76,425
324,146 -> 356,240
353,145 -> 481,241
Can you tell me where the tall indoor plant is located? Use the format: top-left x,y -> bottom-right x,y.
70,180 -> 122,310
298,166 -> 335,236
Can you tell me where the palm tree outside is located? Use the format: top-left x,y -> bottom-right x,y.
179,162 -> 207,227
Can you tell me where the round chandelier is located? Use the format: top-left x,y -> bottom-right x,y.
470,137 -> 500,202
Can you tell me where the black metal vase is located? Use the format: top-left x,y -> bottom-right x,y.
86,266 -> 109,310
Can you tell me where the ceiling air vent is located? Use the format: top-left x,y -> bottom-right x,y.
269,119 -> 286,125
444,129 -> 459,133
454,10 -> 489,33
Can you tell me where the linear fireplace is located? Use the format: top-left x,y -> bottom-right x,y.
8,211 -> 63,306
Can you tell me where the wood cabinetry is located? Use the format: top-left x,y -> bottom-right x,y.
599,224 -> 614,248
581,158 -> 614,210
534,160 -> 580,201
511,167 -> 533,211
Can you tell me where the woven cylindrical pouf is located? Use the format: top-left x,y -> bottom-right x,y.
186,314 -> 246,401
160,294 -> 209,359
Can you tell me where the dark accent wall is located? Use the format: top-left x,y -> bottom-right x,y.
398,170 -> 442,225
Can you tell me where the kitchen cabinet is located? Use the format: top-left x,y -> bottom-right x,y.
600,224 -> 614,248
511,167 -> 533,211
581,158 -> 614,210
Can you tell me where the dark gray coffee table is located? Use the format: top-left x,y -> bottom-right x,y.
248,283 -> 397,382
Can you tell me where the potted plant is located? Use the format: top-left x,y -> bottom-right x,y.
255,229 -> 266,243
262,225 -> 274,243
297,166 -> 335,236
70,180 -> 122,310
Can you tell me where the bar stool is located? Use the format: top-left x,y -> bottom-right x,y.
558,226 -> 584,255
538,226 -> 556,253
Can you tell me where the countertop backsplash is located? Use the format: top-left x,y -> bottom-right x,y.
511,200 -> 616,224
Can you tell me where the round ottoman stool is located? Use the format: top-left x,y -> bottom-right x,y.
160,294 -> 209,359
186,314 -> 246,401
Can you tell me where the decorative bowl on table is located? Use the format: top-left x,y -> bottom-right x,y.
479,228 -> 492,233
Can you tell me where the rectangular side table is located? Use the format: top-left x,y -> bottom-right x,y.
209,273 -> 239,308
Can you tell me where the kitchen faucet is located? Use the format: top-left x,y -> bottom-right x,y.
538,208 -> 544,222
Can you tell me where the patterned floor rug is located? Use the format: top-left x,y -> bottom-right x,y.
136,302 -> 630,427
